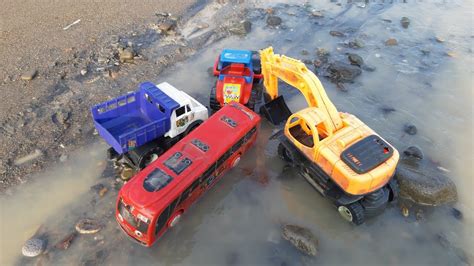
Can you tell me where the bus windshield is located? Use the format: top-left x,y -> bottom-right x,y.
143,168 -> 173,192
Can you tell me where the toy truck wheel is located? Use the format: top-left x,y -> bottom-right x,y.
107,147 -> 119,161
139,147 -> 164,169
231,155 -> 241,168
209,86 -> 220,112
184,120 -> 203,136
247,86 -> 260,111
361,188 -> 389,217
278,143 -> 294,163
251,51 -> 262,75
387,178 -> 400,202
168,211 -> 183,228
338,202 -> 365,225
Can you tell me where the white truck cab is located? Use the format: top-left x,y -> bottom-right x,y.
157,82 -> 208,139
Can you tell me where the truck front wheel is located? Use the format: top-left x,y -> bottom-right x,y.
139,147 -> 164,169
278,143 -> 294,163
209,86 -> 220,112
338,202 -> 365,225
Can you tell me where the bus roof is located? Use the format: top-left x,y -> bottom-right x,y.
119,102 -> 260,214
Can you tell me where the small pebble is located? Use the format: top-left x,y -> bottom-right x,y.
404,124 -> 417,135
80,69 -> 87,76
22,238 -> 45,257
385,38 -> 398,46
451,208 -> 463,220
400,17 -> 410,29
21,70 -> 38,81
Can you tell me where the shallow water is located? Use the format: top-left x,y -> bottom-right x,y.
1,0 -> 472,265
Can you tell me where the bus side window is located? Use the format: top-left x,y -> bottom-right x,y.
155,207 -> 170,235
178,178 -> 200,205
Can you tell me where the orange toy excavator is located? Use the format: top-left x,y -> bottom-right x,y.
260,47 -> 399,225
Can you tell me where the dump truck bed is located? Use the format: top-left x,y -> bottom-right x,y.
91,82 -> 179,154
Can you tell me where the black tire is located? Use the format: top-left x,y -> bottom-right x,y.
209,86 -> 220,113
107,147 -> 119,161
278,143 -> 294,163
251,51 -> 261,75
387,178 -> 400,202
184,120 -> 202,136
361,188 -> 389,217
338,202 -> 365,225
246,86 -> 260,111
138,147 -> 163,169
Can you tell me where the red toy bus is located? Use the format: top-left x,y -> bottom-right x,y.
115,102 -> 261,246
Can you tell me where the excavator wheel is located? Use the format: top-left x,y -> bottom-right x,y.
361,188 -> 389,217
209,86 -> 221,113
338,202 -> 365,225
387,178 -> 400,202
278,143 -> 294,163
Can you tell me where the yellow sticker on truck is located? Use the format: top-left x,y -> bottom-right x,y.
223,83 -> 241,104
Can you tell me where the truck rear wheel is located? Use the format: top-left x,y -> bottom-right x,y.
338,202 -> 365,225
139,147 -> 164,169
278,143 -> 294,163
246,85 -> 260,111
209,86 -> 220,113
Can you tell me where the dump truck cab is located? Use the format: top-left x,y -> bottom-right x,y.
210,49 -> 263,112
91,82 -> 208,173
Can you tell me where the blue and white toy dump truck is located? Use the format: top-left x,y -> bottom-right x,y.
91,82 -> 208,176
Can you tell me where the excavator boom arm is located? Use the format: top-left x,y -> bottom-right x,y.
260,47 -> 343,133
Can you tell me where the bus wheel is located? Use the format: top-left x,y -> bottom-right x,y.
231,156 -> 241,168
168,212 -> 183,228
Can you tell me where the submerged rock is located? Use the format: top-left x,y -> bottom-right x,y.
281,224 -> 318,256
54,232 -> 76,250
329,30 -> 345,37
400,17 -> 411,29
229,20 -> 252,35
347,53 -> 363,66
266,15 -> 282,26
22,238 -> 45,257
403,146 -> 424,160
395,160 -> 458,206
326,61 -> 361,83
451,208 -> 463,221
385,38 -> 398,46
404,123 -> 417,135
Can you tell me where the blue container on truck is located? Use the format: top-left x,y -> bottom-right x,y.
91,81 -> 208,172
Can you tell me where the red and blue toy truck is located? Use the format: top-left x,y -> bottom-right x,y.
116,102 -> 261,246
91,82 -> 208,174
209,49 -> 263,112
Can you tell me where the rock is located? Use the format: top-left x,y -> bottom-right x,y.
90,183 -> 105,193
75,218 -> 102,234
329,30 -> 345,37
21,70 -> 38,81
99,187 -> 108,197
451,208 -> 463,220
347,53 -> 364,66
119,48 -> 134,63
158,19 -> 176,32
380,106 -> 396,114
348,39 -> 364,49
385,38 -> 398,46
121,167 -> 134,181
54,232 -> 76,250
311,10 -> 324,17
400,17 -> 410,28
80,69 -> 88,76
403,146 -> 423,160
404,123 -> 417,135
281,224 -> 318,256
229,20 -> 252,35
266,15 -> 282,27
22,238 -> 45,257
52,109 -> 71,126
59,154 -> 68,162
301,49 -> 309,56
326,61 -> 362,83
361,64 -> 376,72
14,149 -> 43,166
400,205 -> 409,217
435,36 -> 445,43
395,161 -> 458,206
207,66 -> 214,77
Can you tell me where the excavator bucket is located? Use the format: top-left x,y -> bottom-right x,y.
259,95 -> 292,125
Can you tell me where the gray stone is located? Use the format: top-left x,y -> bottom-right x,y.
21,70 -> 38,81
451,207 -> 463,220
362,64 -> 376,72
59,154 -> 68,162
266,15 -> 282,26
404,123 -> 417,135
347,53 -> 364,66
395,160 -> 458,206
400,17 -> 410,29
80,69 -> 87,76
281,224 -> 318,256
327,61 -> 362,83
158,19 -> 177,32
348,39 -> 364,49
52,109 -> 71,126
329,30 -> 345,37
229,20 -> 252,35
385,38 -> 398,46
22,238 -> 45,257
119,48 -> 134,63
403,146 -> 423,160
